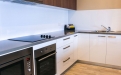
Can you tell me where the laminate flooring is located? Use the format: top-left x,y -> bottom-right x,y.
63,63 -> 121,75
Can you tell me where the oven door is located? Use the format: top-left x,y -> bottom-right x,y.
0,55 -> 32,75
35,52 -> 56,75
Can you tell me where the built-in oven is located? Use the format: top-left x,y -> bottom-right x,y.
34,44 -> 56,75
0,47 -> 33,75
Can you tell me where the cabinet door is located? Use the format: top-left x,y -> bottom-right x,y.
78,34 -> 90,61
90,34 -> 107,64
106,35 -> 121,66
53,0 -> 61,7
73,34 -> 79,62
61,0 -> 69,8
26,0 -> 42,3
43,0 -> 54,6
68,0 -> 77,10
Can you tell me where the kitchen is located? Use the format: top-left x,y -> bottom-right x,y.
0,0 -> 121,75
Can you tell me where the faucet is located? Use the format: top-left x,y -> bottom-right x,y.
101,25 -> 111,32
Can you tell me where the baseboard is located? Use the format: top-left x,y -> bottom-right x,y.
77,60 -> 121,70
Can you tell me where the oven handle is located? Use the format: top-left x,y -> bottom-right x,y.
38,52 -> 56,62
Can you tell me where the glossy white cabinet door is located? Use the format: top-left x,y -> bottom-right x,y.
90,34 -> 107,64
106,35 -> 121,66
73,34 -> 79,62
78,33 -> 90,61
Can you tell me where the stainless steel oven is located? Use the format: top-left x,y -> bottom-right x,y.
34,44 -> 56,75
0,47 -> 33,75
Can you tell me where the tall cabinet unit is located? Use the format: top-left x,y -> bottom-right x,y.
106,35 -> 121,66
78,34 -> 90,61
90,34 -> 107,64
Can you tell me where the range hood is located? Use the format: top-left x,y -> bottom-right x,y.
1,0 -> 39,5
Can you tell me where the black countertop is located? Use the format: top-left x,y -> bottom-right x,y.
0,31 -> 76,56
1,30 -> 121,57
0,40 -> 32,56
77,30 -> 121,35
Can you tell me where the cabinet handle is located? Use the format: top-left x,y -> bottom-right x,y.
63,57 -> 70,63
74,35 -> 77,37
98,36 -> 106,37
108,36 -> 116,38
63,37 -> 70,41
38,52 -> 56,61
63,45 -> 70,50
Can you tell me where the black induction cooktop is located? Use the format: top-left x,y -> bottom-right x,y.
9,35 -> 46,42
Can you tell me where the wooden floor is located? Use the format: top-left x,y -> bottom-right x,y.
63,63 -> 121,75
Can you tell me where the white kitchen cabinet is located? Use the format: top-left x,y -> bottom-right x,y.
106,35 -> 121,66
78,33 -> 90,61
90,34 -> 107,64
56,35 -> 73,48
56,53 -> 74,75
73,34 -> 79,62
56,35 -> 74,75
62,53 -> 74,72
56,43 -> 74,63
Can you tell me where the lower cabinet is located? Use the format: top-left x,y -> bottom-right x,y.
73,34 -> 79,62
90,34 -> 107,64
56,51 -> 74,75
56,34 -> 78,75
56,42 -> 74,75
78,33 -> 121,67
56,43 -> 74,63
106,35 -> 121,66
78,33 -> 90,61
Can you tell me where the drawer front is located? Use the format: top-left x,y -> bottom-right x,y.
56,43 -> 74,63
56,35 -> 73,48
56,53 -> 74,75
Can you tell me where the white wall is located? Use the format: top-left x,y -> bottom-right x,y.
0,1 -> 68,40
68,9 -> 121,31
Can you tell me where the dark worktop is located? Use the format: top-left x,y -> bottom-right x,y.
77,31 -> 121,35
0,31 -> 77,56
1,30 -> 121,56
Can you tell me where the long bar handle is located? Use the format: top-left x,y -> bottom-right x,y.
63,57 -> 70,63
63,37 -> 70,41
108,36 -> 116,38
98,36 -> 106,37
74,35 -> 77,37
63,45 -> 70,50
38,52 -> 56,61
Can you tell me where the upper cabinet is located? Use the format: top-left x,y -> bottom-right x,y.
53,0 -> 62,7
68,0 -> 77,10
43,0 -> 54,6
25,0 -> 77,10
